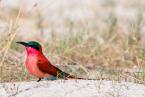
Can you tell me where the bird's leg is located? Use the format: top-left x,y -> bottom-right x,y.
37,78 -> 41,82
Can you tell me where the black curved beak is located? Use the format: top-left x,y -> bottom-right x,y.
16,42 -> 29,47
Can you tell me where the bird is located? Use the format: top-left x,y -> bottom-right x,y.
17,41 -> 81,82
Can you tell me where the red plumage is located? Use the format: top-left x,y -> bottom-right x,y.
25,45 -> 73,81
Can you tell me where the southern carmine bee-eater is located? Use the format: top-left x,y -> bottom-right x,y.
17,41 -> 77,82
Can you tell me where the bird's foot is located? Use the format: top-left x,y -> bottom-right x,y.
37,78 -> 41,82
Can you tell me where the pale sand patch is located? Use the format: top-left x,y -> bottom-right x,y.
0,80 -> 145,97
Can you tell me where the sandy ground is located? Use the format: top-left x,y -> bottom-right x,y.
0,80 -> 145,97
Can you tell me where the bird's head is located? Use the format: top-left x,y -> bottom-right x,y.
16,41 -> 42,54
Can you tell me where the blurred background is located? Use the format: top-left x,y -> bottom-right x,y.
0,0 -> 145,83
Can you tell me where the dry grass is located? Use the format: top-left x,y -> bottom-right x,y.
0,0 -> 145,84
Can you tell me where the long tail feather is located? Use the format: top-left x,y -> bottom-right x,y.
66,74 -> 97,80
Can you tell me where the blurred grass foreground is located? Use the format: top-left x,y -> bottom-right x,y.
0,0 -> 145,83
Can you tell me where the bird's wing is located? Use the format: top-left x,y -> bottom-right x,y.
37,59 -> 61,77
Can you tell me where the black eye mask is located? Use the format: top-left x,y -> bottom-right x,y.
29,44 -> 40,51
27,41 -> 41,51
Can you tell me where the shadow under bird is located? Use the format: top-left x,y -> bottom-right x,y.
17,41 -> 83,82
